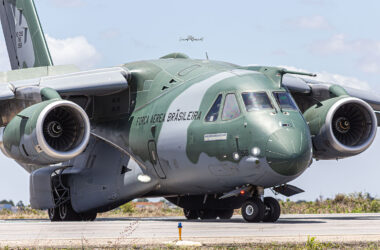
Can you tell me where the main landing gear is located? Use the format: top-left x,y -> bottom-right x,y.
48,168 -> 97,222
183,208 -> 234,220
241,197 -> 280,222
48,202 -> 97,222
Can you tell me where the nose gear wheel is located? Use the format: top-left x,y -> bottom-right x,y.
241,198 -> 265,222
263,197 -> 281,222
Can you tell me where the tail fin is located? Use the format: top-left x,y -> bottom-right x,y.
0,0 -> 53,70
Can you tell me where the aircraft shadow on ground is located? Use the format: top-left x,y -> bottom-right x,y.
3,215 -> 379,224
294,216 -> 380,221
96,217 -> 326,224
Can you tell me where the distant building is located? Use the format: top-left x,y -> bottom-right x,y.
0,204 -> 18,212
133,202 -> 165,209
0,204 -> 12,210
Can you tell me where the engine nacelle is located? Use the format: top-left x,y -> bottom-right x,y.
304,96 -> 377,160
2,100 -> 90,165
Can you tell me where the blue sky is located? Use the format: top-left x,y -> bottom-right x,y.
1,0 -> 380,203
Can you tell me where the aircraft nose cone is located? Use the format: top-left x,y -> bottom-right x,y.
266,128 -> 312,176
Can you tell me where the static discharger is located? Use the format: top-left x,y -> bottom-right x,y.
178,222 -> 182,241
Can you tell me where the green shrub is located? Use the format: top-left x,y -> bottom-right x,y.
119,202 -> 135,214
281,192 -> 380,214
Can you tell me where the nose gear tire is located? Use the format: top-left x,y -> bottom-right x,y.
241,198 -> 265,222
263,197 -> 281,222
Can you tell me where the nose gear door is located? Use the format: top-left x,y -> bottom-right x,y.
148,140 -> 166,179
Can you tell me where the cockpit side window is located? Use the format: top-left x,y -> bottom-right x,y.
273,92 -> 298,110
242,92 -> 273,111
205,94 -> 222,122
222,93 -> 241,120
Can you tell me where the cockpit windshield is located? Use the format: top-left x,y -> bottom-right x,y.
273,92 -> 298,110
241,92 -> 273,111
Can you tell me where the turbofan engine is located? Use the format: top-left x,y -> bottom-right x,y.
304,96 -> 377,159
2,100 -> 90,165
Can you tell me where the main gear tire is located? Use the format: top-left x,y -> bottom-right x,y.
262,197 -> 281,222
48,207 -> 61,221
59,202 -> 81,221
217,209 -> 234,219
241,198 -> 265,222
184,209 -> 199,220
81,212 -> 97,221
198,209 -> 217,220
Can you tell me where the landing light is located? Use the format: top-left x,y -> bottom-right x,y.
251,147 -> 261,156
233,152 -> 240,161
137,174 -> 151,183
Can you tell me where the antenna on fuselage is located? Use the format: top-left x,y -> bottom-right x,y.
205,52 -> 209,60
280,69 -> 317,77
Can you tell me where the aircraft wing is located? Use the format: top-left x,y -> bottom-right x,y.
283,75 -> 380,110
0,66 -> 130,126
0,66 -> 130,100
283,75 -> 380,125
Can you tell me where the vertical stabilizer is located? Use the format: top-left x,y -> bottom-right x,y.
0,0 -> 53,70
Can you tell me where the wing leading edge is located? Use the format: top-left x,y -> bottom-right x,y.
0,66 -> 130,126
283,75 -> 380,123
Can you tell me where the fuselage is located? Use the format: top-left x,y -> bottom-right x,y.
92,54 -> 313,197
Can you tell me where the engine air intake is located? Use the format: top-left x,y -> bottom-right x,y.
36,100 -> 90,161
304,96 -> 377,159
332,103 -> 373,147
42,106 -> 86,152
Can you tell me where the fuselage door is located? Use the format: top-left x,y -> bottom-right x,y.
148,140 -> 166,179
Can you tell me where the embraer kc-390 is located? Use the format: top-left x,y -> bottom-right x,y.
0,0 -> 379,222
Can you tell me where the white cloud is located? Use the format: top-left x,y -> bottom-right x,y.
312,34 -> 350,54
281,65 -> 370,90
290,15 -> 332,30
358,59 -> 380,74
311,34 -> 380,74
46,35 -> 101,69
314,71 -> 370,90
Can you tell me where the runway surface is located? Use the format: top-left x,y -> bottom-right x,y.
1,213 -> 380,247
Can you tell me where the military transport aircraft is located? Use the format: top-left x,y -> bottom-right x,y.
0,0 -> 379,223
179,35 -> 204,42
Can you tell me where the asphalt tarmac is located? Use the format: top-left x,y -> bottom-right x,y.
1,213 -> 380,247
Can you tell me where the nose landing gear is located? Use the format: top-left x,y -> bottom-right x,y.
263,197 -> 281,222
241,197 -> 281,222
241,197 -> 265,222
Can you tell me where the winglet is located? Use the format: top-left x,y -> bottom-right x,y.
0,0 -> 53,70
